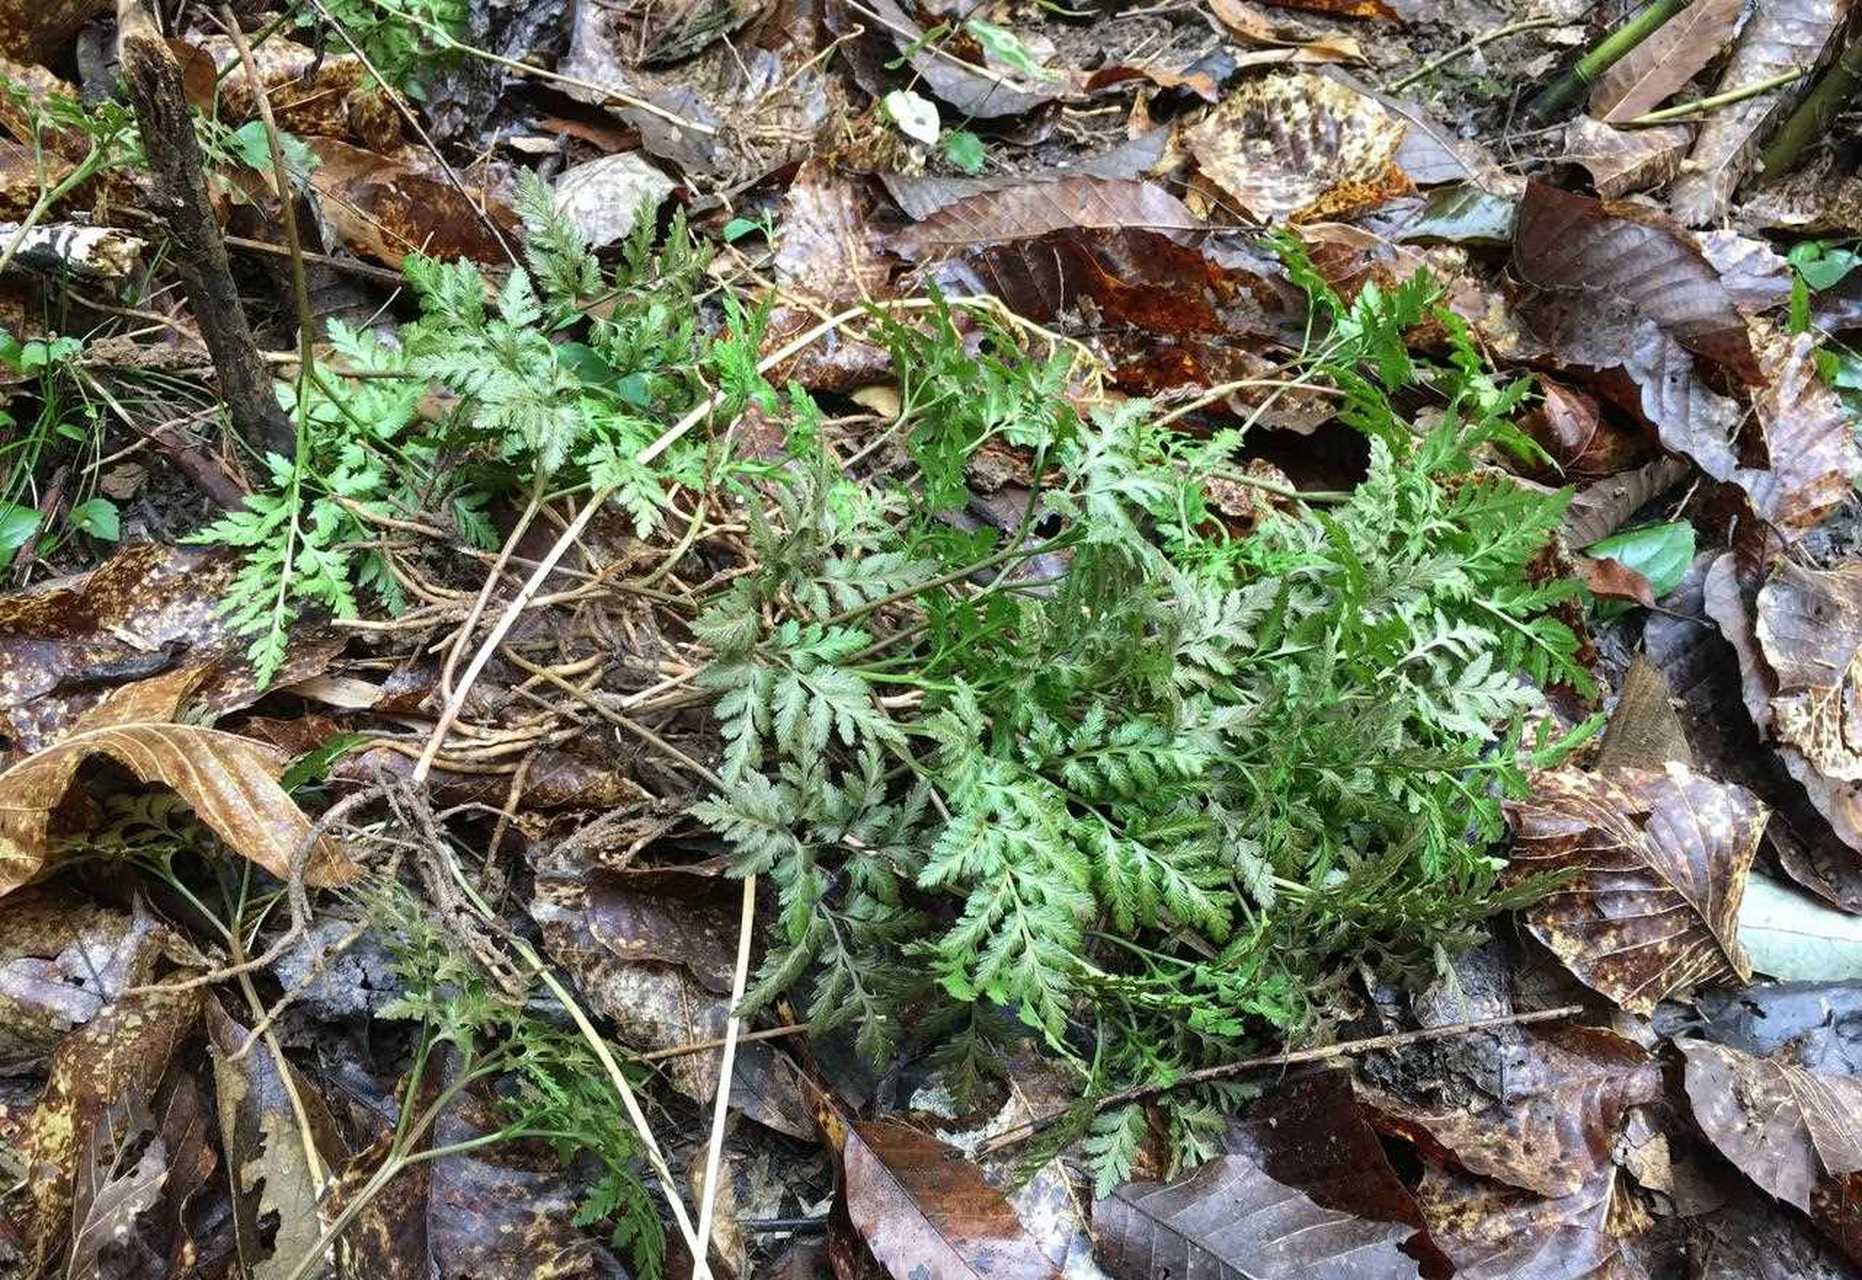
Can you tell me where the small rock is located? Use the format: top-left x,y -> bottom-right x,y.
551,152 -> 675,249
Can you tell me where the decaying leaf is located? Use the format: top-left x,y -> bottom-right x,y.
1669,0 -> 1854,226
1577,555 -> 1656,607
1561,118 -> 1692,199
842,1119 -> 1060,1280
764,161 -> 895,391
856,0 -> 1058,119
1731,332 -> 1861,540
1504,762 -> 1765,1012
1095,1150 -> 1419,1279
1357,1025 -> 1661,1199
174,36 -> 400,150
0,542 -> 341,753
1698,230 -> 1796,315
1561,456 -> 1690,547
67,1095 -> 170,1279
1513,181 -> 1755,480
1588,0 -> 1745,123
20,975 -> 202,1268
208,1000 -> 347,1280
889,177 -> 1199,259
0,891 -> 174,1070
1520,377 -> 1653,481
881,130 -> 1168,221
1681,1039 -> 1862,1263
1757,559 -> 1862,798
0,666 -> 356,895
307,138 -> 518,269
550,152 -> 675,250
1412,1160 -> 1639,1280
1186,71 -> 1410,223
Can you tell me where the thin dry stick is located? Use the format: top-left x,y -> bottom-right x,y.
978,1003 -> 1588,1156
641,1022 -> 808,1063
693,876 -> 758,1278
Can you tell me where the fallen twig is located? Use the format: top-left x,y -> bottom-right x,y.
1626,65 -> 1808,124
694,876 -> 758,1279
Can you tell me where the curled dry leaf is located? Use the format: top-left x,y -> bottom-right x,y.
1503,762 -> 1765,1013
1095,1149 -> 1419,1279
1680,1039 -> 1862,1263
0,666 -> 356,896
1588,0 -> 1745,123
1186,71 -> 1410,223
1577,556 -> 1657,607
1731,332 -> 1861,541
1357,1025 -> 1661,1200
1513,181 -> 1755,480
1520,377 -> 1654,481
842,1119 -> 1059,1280
1669,0 -> 1854,226
1560,118 -> 1692,199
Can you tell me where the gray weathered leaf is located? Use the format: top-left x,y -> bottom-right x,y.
1094,1153 -> 1419,1279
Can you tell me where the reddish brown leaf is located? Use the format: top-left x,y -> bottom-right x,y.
1521,377 -> 1654,481
841,1119 -> 1059,1280
1358,1025 -> 1661,1200
1503,763 -> 1765,1013
1577,556 -> 1657,607
1513,181 -> 1756,480
1560,118 -> 1692,199
1681,1039 -> 1862,1264
1095,1149 -> 1420,1279
0,667 -> 356,896
1588,0 -> 1745,122
1187,71 -> 1410,223
307,138 -> 518,269
1731,331 -> 1861,540
1670,0 -> 1854,226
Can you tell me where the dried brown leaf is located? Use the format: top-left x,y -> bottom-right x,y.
21,978 -> 201,1269
1731,331 -> 1861,540
1561,456 -> 1689,547
1561,118 -> 1692,199
1357,1025 -> 1661,1199
842,1119 -> 1059,1280
1095,1150 -> 1419,1279
1595,655 -> 1693,772
209,1002 -> 347,1280
307,138 -> 518,269
889,176 -> 1198,259
1412,1161 -> 1637,1280
1670,0 -> 1854,224
1681,1039 -> 1862,1263
0,892 -> 174,1070
1503,762 -> 1765,1013
1589,0 -> 1745,122
1577,555 -> 1657,607
1186,71 -> 1410,223
1521,377 -> 1654,481
1513,181 -> 1755,479
0,543 -> 341,753
0,666 -> 356,895
175,37 -> 400,150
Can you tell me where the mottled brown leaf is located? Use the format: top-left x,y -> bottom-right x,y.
21,977 -> 202,1269
68,1095 -> 171,1280
1358,1025 -> 1661,1199
1412,1161 -> 1636,1280
1589,0 -> 1745,122
0,543 -> 340,753
1095,1150 -> 1419,1279
1758,559 -> 1862,784
1561,118 -> 1692,199
1504,763 -> 1764,1013
842,1119 -> 1059,1280
175,36 -> 400,149
307,137 -> 518,269
1561,456 -> 1689,547
208,1001 -> 348,1280
1187,71 -> 1410,223
1670,0 -> 1853,226
1731,332 -> 1861,540
1681,1039 -> 1862,1264
881,130 -> 1168,221
0,667 -> 355,895
1513,181 -> 1756,479
1698,230 -> 1796,315
1596,655 -> 1693,772
890,177 -> 1198,259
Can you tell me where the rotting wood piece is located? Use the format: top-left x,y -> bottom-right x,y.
116,0 -> 295,462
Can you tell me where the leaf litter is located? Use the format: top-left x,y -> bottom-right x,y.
1,0 -> 1861,1276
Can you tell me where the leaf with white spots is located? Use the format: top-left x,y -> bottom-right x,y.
1503,762 -> 1765,1013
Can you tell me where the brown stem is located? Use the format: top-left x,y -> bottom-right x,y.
116,0 -> 295,462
